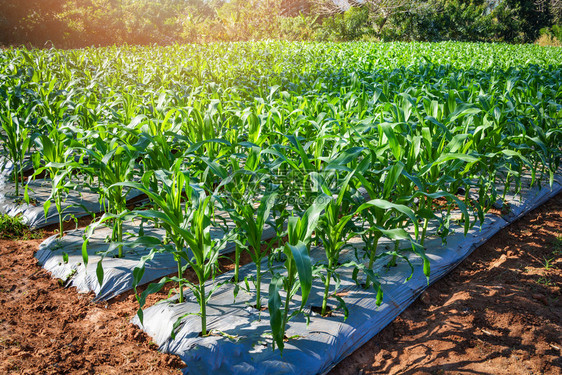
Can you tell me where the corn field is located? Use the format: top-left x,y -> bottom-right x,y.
0,41 -> 561,366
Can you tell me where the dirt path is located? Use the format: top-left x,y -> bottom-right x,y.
330,192 -> 562,375
0,235 -> 185,374
0,194 -> 560,374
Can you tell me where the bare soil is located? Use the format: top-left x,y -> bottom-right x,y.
0,227 -> 186,374
0,193 -> 560,374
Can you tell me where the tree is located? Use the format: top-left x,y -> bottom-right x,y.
552,0 -> 562,22
281,0 -> 313,16
313,0 -> 424,37
536,0 -> 562,23
0,0 -> 66,47
496,0 -> 551,42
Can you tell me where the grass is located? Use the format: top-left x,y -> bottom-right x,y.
537,276 -> 554,287
0,214 -> 43,240
542,257 -> 555,271
536,34 -> 562,47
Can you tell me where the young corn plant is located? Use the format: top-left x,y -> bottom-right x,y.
0,101 -> 34,197
411,162 -> 476,244
212,145 -> 264,287
179,103 -> 226,160
355,198 -> 423,287
262,133 -> 321,212
33,127 -> 81,238
268,194 -> 330,353
81,124 -> 142,257
114,164 -> 228,337
353,164 -> 424,288
230,193 -> 277,311
314,171 -> 359,317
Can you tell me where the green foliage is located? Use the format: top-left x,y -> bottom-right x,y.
0,214 -> 28,239
503,0 -> 552,42
0,101 -> 33,197
551,23 -> 562,39
278,13 -> 321,41
0,214 -> 42,240
0,0 -> 319,47
0,0 -> 559,46
315,7 -> 373,41
538,24 -> 562,45
399,0 -> 497,42
317,0 -> 557,43
0,41 -> 561,354
0,0 -> 67,47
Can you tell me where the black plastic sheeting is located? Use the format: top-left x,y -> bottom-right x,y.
32,169 -> 562,373
0,176 -> 143,229
133,174 -> 562,375
36,189 -> 370,300
36,219 -> 276,301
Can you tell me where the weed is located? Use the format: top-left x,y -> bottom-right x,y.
542,257 -> 555,271
0,214 -> 42,240
537,276 -> 554,287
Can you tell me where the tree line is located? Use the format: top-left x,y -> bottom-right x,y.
0,0 -> 560,48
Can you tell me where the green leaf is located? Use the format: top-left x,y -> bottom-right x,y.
268,274 -> 284,353
357,199 -> 419,239
82,238 -> 89,267
287,242 -> 313,309
96,259 -> 104,286
43,199 -> 52,219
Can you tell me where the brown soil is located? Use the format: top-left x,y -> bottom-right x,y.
0,193 -> 560,374
331,192 -> 562,375
0,229 -> 186,374
0,225 -> 270,374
